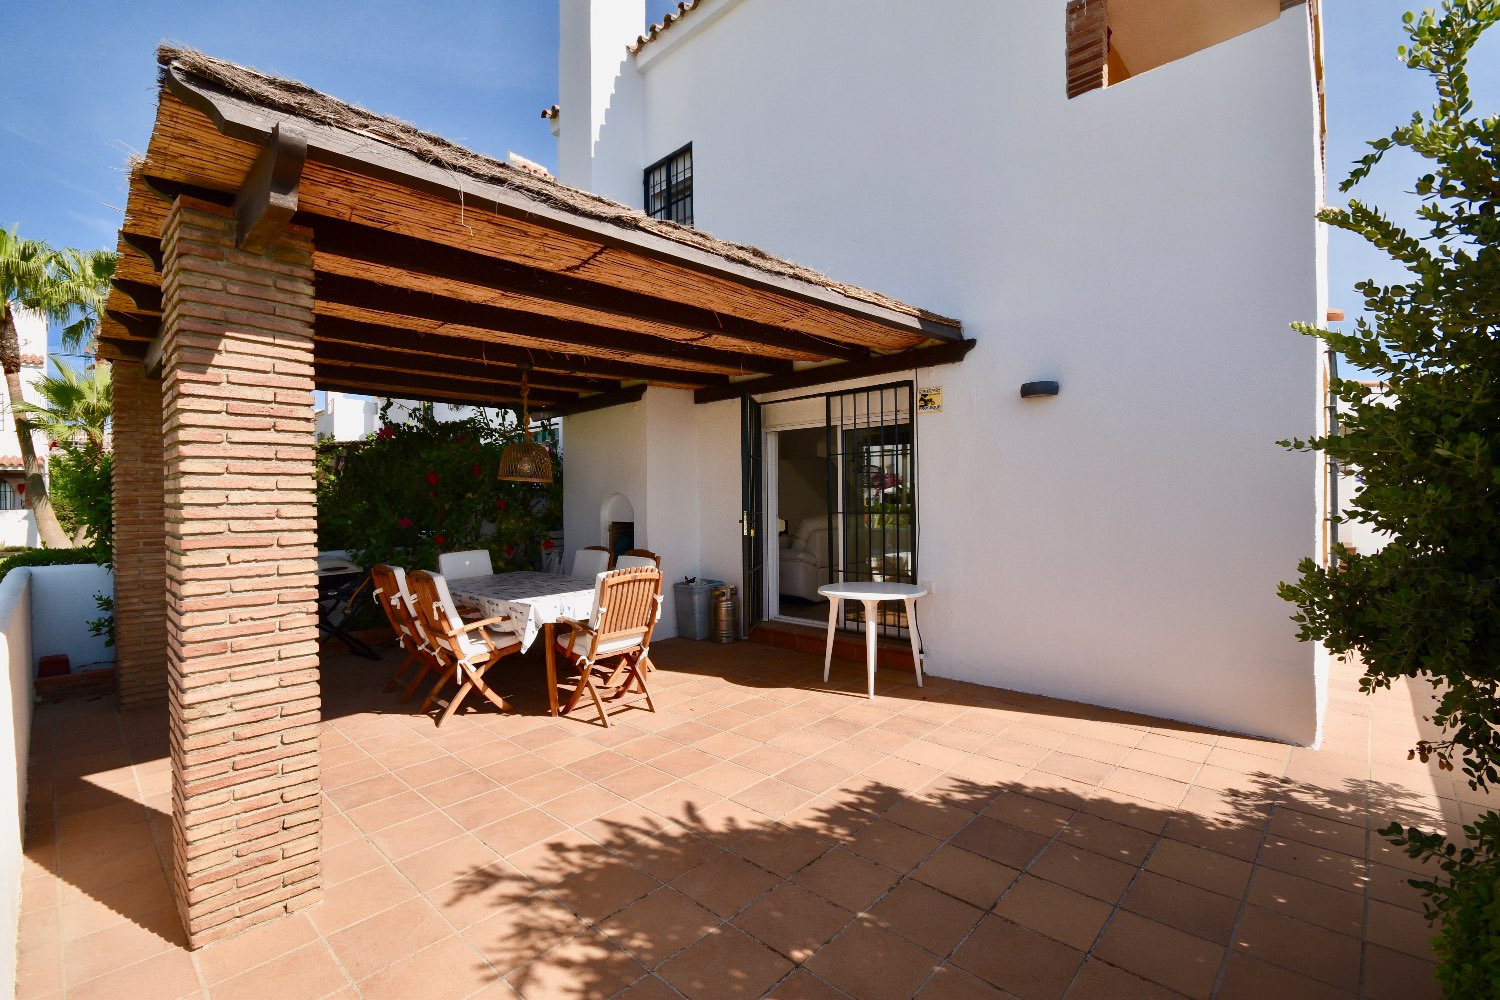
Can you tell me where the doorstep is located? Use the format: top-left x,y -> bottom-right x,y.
749,619 -> 918,672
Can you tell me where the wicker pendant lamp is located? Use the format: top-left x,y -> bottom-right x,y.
497,364 -> 554,484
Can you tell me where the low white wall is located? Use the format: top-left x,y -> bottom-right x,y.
0,512 -> 37,550
28,565 -> 114,672
0,569 -> 34,1000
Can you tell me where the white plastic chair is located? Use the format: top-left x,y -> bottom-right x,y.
438,549 -> 493,580
570,546 -> 613,577
615,548 -> 661,571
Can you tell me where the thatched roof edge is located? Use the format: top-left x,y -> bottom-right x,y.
154,45 -> 959,329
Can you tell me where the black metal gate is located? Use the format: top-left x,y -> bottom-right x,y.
740,396 -> 765,637
826,382 -> 917,638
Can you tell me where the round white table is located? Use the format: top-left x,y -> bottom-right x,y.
817,581 -> 927,699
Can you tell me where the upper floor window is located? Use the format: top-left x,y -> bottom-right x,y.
644,144 -> 693,226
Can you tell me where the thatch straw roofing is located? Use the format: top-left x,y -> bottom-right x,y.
157,45 -> 956,328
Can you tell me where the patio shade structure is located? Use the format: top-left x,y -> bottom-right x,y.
99,47 -> 969,947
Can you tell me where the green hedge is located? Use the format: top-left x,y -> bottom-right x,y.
0,548 -> 98,582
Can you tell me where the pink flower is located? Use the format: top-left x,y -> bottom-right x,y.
471,463 -> 483,477
504,546 -> 515,558
398,517 -> 413,529
377,425 -> 396,440
542,539 -> 555,550
425,471 -> 439,485
434,534 -> 446,547
47,441 -> 58,451
495,499 -> 507,511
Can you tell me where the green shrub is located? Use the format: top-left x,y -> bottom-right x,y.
318,404 -> 562,574
0,548 -> 97,582
49,443 -> 112,564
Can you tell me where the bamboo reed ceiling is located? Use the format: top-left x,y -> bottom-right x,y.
99,50 -> 970,411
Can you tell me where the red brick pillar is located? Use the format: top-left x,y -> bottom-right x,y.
112,359 -> 167,708
160,196 -> 322,946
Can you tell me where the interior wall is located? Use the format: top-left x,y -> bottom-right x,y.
776,427 -> 826,535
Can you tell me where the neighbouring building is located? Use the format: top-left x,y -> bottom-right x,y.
0,307 -> 49,548
552,0 -> 1330,746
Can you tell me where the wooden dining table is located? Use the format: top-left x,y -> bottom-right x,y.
445,571 -> 598,716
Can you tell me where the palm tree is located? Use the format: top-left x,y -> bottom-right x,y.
14,360 -> 111,451
0,225 -> 115,548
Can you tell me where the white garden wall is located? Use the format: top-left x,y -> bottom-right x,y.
28,564 -> 114,673
559,0 -> 1327,743
0,569 -> 35,1000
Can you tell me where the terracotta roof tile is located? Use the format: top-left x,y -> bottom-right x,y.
0,456 -> 23,470
20,354 -> 44,367
628,0 -> 705,54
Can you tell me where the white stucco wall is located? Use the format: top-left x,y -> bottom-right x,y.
0,512 -> 38,549
28,564 -> 113,672
558,0 -> 1326,743
0,569 -> 35,1000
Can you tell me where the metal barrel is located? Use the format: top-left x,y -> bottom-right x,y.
711,585 -> 739,643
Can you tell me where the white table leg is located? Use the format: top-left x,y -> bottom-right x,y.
823,597 -> 839,683
862,599 -> 879,699
904,597 -> 924,688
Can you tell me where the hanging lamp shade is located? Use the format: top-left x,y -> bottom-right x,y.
497,365 -> 554,484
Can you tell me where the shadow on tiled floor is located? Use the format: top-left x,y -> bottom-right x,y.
18,638 -> 1466,999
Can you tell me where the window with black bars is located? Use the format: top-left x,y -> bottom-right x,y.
644,144 -> 693,226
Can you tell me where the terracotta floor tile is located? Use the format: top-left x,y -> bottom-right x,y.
731,822 -> 833,877
1028,841 -> 1137,904
792,847 -> 901,913
1366,898 -> 1439,959
732,881 -> 852,962
949,815 -> 1051,870
915,963 -> 1011,999
731,745 -> 805,776
552,857 -> 660,923
1361,943 -> 1441,1000
344,789 -> 432,833
369,809 -> 468,860
844,818 -> 941,871
361,935 -> 498,1000
326,895 -> 451,981
993,875 -> 1114,952
951,914 -> 1086,1000
805,918 -> 943,1000
1232,904 -> 1361,992
474,806 -> 571,855
911,844 -> 1020,910
732,777 -> 818,819
1094,911 -> 1225,998
984,791 -> 1078,836
510,766 -> 592,805
1255,836 -> 1369,893
596,763 -> 677,801
1101,768 -> 1190,809
766,968 -> 850,1000
1145,838 -> 1253,899
442,786 -> 530,830
674,850 -> 780,917
62,915 -> 179,987
1245,864 -> 1363,936
211,941 -> 350,1000
867,878 -> 984,957
1064,958 -> 1193,999
461,889 -> 584,974
1216,953 -> 1354,1000
1121,871 -> 1240,945
597,886 -> 720,967
618,973 -> 687,1000
658,925 -> 795,999
1269,806 -> 1368,857
327,773 -> 409,811
308,863 -> 419,934
690,760 -> 767,797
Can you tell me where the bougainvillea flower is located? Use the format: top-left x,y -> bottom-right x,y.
495,499 -> 507,511
47,441 -> 58,451
377,425 -> 396,440
542,539 -> 554,550
398,517 -> 413,529
434,534 -> 446,547
471,464 -> 483,477
425,471 -> 439,485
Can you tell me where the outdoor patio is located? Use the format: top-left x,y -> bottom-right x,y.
16,640 -> 1456,999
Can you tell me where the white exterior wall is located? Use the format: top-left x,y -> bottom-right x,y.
558,0 -> 1327,743
0,569 -> 34,1000
29,564 -> 113,672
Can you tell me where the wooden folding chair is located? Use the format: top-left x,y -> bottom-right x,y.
370,564 -> 445,699
554,566 -> 662,728
408,570 -> 523,727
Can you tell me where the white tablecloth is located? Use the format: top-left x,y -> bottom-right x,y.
446,572 -> 598,652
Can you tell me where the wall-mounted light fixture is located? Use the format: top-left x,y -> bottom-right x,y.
1019,380 -> 1060,399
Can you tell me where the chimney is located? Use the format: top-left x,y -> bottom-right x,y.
557,0 -> 645,190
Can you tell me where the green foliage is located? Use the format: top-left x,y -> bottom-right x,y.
318,403 -> 562,574
14,359 -> 111,450
1384,814 -> 1500,999
49,444 -> 113,564
87,593 -> 115,648
1278,4 -> 1500,993
0,548 -> 96,582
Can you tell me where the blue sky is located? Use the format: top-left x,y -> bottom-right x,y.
2,1 -> 1494,363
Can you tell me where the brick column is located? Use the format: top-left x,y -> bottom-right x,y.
161,196 -> 322,947
112,359 -> 167,708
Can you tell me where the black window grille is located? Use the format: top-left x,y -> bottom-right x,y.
0,481 -> 21,512
644,144 -> 693,226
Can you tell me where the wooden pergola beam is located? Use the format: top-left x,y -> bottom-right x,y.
534,384 -> 649,420
314,340 -> 617,394
235,123 -> 307,253
693,338 -> 979,403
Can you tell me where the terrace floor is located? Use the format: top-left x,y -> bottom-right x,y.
17,639 -> 1467,999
